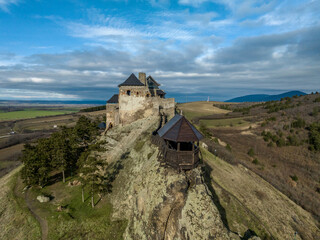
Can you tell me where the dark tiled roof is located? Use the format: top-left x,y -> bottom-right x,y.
158,114 -> 203,142
156,89 -> 166,95
107,94 -> 119,104
118,73 -> 145,87
147,75 -> 161,86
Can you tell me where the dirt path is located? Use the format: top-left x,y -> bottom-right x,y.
24,189 -> 48,240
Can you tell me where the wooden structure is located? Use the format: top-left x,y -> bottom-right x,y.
152,114 -> 203,170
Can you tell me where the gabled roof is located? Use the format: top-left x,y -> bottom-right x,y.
156,89 -> 166,95
107,94 -> 119,104
147,75 -> 161,86
118,73 -> 145,87
158,114 -> 203,142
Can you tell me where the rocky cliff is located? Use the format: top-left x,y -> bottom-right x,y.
100,116 -> 240,240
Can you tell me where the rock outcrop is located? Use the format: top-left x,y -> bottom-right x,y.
101,117 -> 239,240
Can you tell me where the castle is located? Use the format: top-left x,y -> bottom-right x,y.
106,72 -> 175,128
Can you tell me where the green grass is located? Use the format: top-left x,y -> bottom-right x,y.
0,109 -> 78,121
200,117 -> 249,128
0,168 -> 41,240
27,177 -> 127,240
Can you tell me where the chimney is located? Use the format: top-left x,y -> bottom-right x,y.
139,72 -> 146,86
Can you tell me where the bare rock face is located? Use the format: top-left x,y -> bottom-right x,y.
36,195 -> 50,203
108,121 -> 238,240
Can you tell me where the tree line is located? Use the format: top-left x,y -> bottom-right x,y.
20,116 -> 108,207
80,105 -> 106,112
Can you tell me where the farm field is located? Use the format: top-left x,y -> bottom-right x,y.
0,109 -> 78,121
200,117 -> 250,128
178,101 -> 230,120
0,144 -> 24,178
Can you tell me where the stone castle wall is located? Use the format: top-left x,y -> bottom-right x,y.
118,86 -> 175,125
106,104 -> 119,128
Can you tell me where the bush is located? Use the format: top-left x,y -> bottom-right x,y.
311,107 -> 319,117
226,144 -> 232,151
290,175 -> 298,182
308,122 -> 320,151
252,158 -> 259,165
286,135 -> 300,146
247,148 -> 255,157
267,142 -> 274,147
199,124 -> 212,138
276,138 -> 286,147
291,118 -> 306,128
314,97 -> 320,102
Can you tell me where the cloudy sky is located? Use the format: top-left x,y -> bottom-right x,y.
0,0 -> 319,102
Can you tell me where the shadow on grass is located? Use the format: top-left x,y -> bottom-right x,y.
201,162 -> 259,240
103,152 -> 127,194
201,162 -> 230,231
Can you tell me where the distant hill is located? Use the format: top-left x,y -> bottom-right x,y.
0,99 -> 106,105
225,91 -> 306,102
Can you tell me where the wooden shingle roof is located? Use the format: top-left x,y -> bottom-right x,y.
158,114 -> 203,142
118,73 -> 145,87
107,94 -> 119,104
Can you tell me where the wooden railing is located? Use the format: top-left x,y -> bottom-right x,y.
151,134 -> 200,170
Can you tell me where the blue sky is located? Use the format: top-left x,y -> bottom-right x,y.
0,0 -> 319,102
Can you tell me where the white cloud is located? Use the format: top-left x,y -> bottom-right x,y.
9,77 -> 54,83
0,0 -> 18,11
0,89 -> 79,100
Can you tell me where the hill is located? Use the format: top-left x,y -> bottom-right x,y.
1,111 -> 319,239
226,91 -> 306,102
178,93 -> 320,224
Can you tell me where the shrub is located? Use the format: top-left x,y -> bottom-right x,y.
308,122 -> 320,151
276,138 -> 286,147
226,144 -> 232,151
311,107 -> 319,117
286,135 -> 300,146
252,158 -> 259,165
247,148 -> 255,157
199,124 -> 212,138
290,175 -> 298,182
291,118 -> 306,128
314,97 -> 320,102
267,142 -> 274,147
276,130 -> 283,137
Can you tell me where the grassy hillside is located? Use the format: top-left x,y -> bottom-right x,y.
0,167 -> 41,240
178,94 -> 320,221
202,148 -> 320,239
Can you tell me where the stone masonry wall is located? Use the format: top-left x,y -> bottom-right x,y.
106,104 -> 119,128
118,86 -> 175,125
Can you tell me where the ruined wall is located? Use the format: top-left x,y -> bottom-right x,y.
106,104 -> 119,128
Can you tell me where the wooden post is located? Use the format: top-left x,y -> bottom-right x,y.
177,142 -> 180,152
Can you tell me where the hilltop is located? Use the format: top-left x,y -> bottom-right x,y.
226,91 -> 306,102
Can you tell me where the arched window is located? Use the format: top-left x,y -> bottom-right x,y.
146,94 -> 150,97
126,90 -> 131,96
